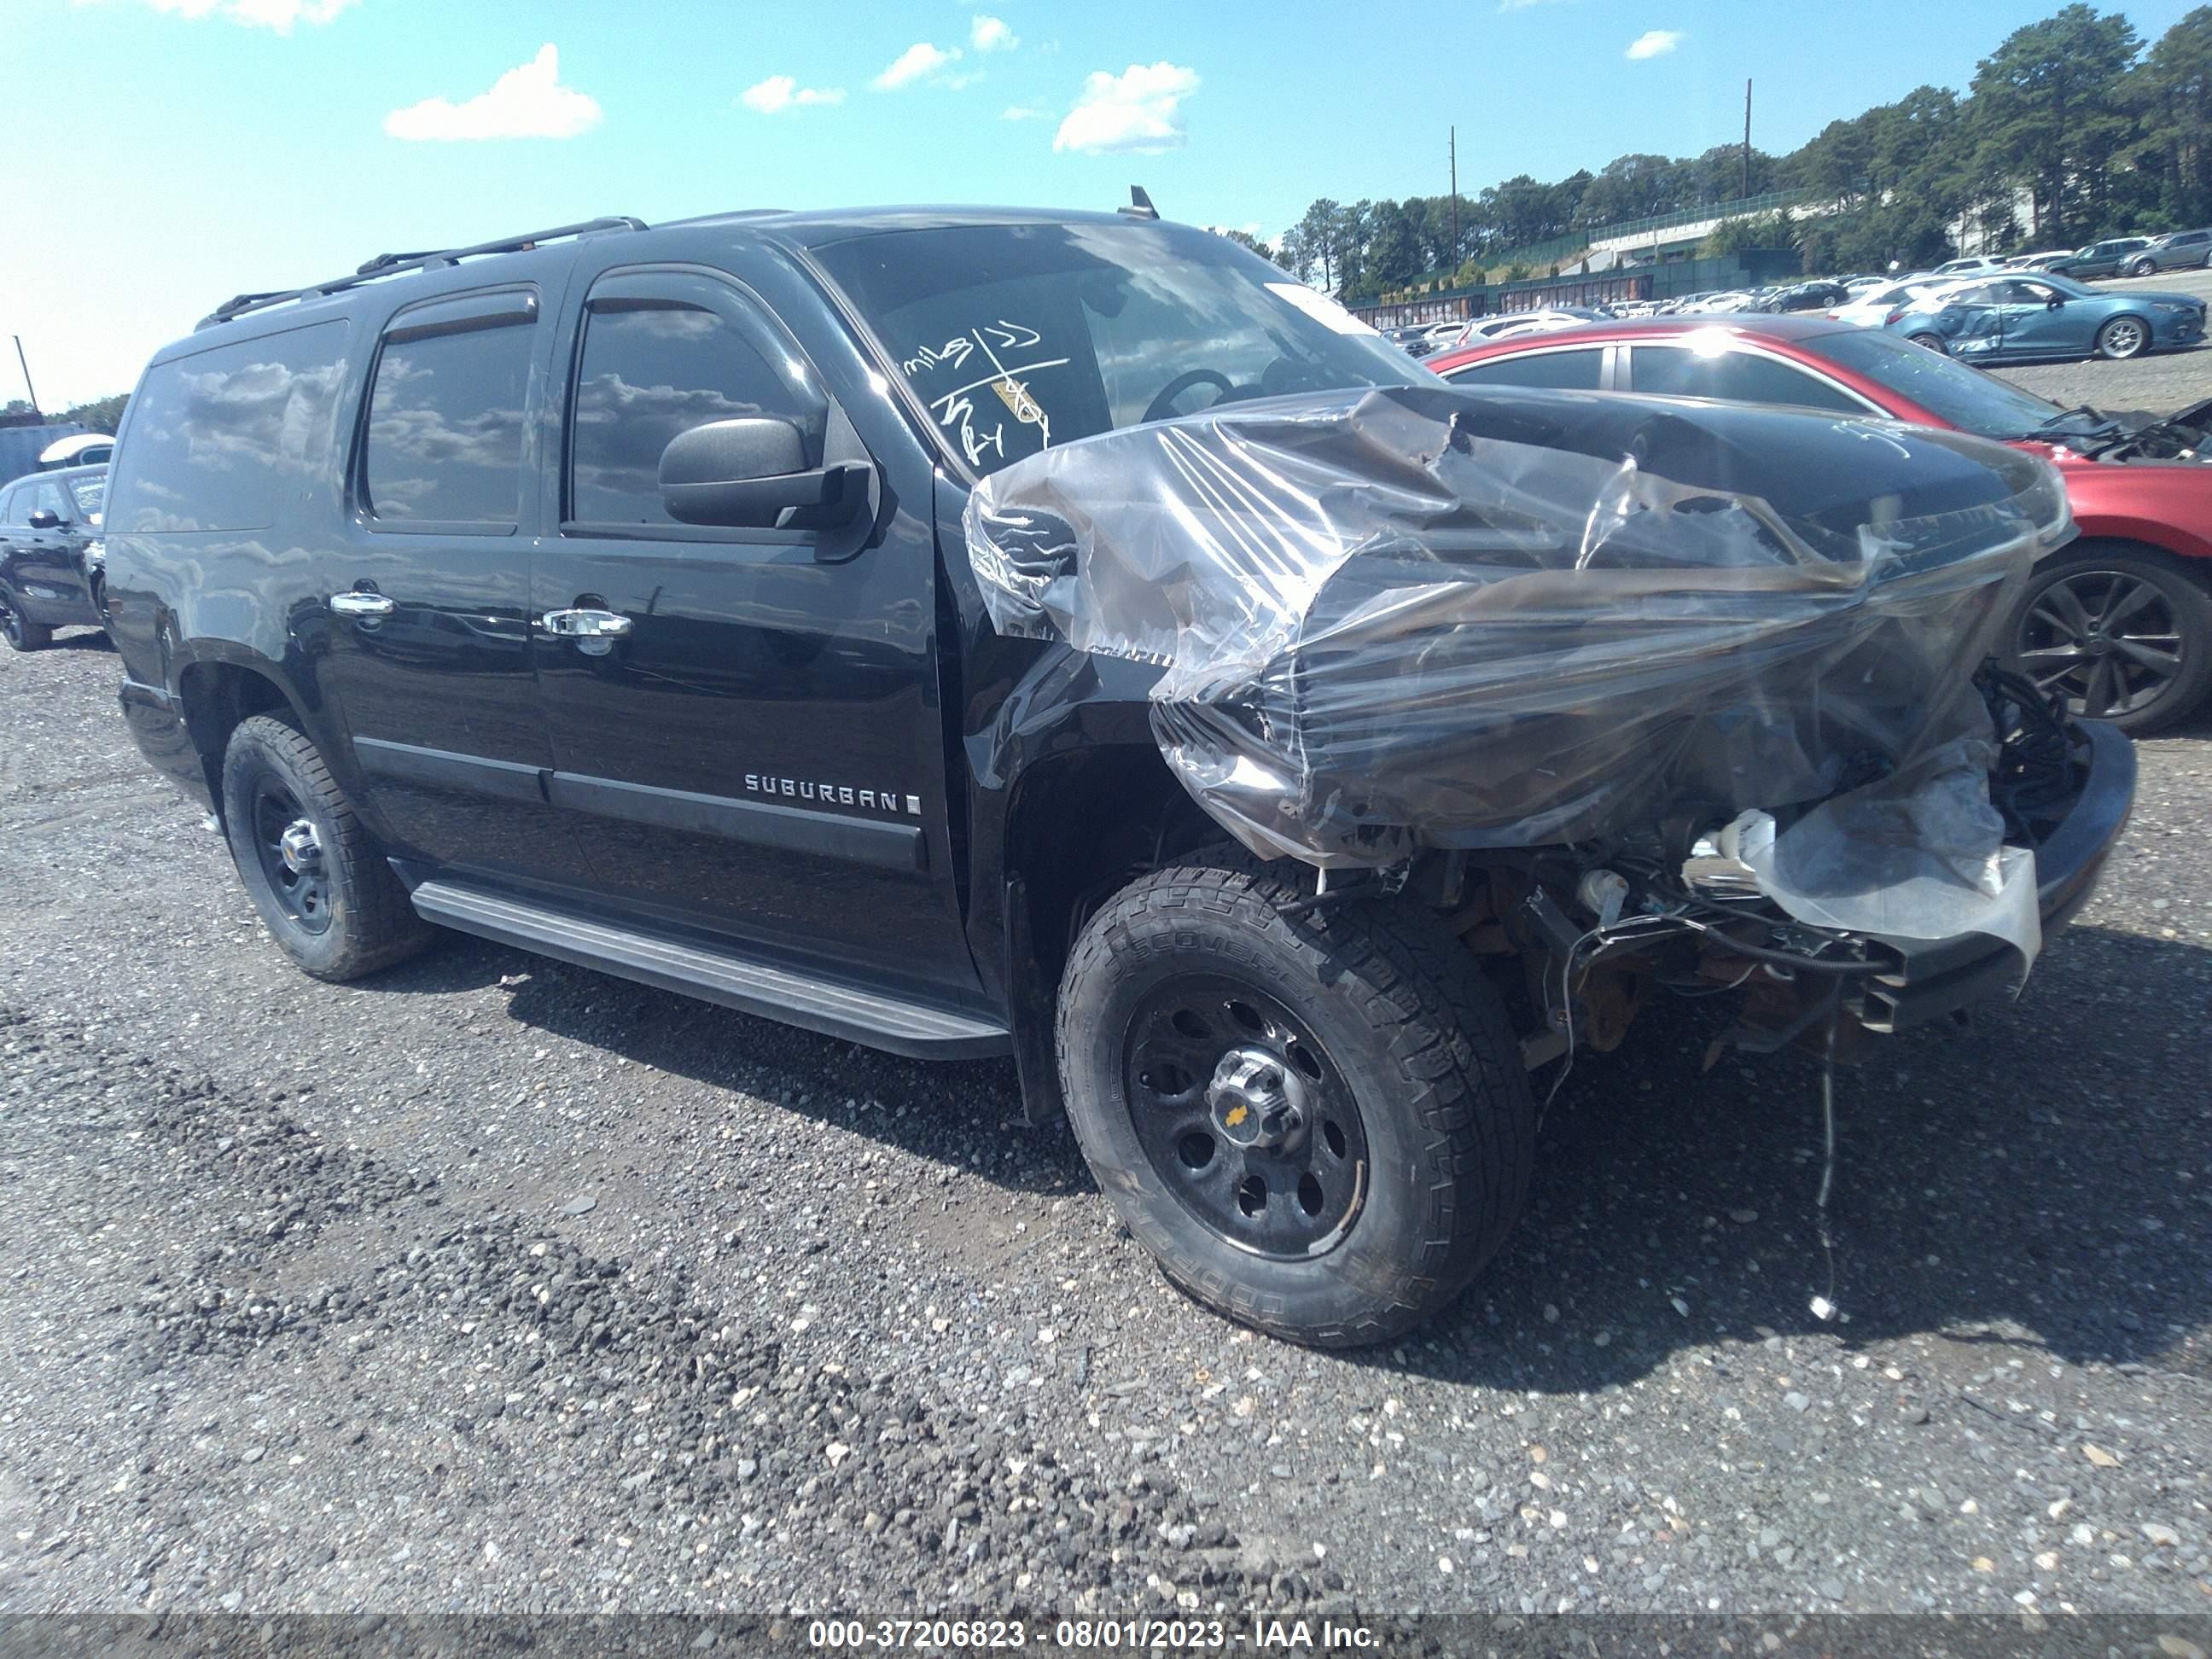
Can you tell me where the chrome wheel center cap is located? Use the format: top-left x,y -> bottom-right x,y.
278,818 -> 323,875
1207,1045 -> 1307,1151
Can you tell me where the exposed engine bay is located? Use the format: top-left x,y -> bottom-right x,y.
2045,394 -> 2212,463
966,384 -> 2120,1062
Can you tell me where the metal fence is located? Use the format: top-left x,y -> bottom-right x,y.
1390,189 -> 1813,302
1353,248 -> 1804,329
1582,189 -> 1807,247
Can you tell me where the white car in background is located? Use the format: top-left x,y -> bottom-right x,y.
1424,307 -> 1600,351
1825,274 -> 1965,328
1931,254 -> 2008,276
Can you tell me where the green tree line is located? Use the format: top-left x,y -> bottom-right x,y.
1275,3 -> 2212,301
2,393 -> 128,434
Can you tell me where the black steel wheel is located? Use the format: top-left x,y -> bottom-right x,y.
1057,852 -> 1534,1348
221,713 -> 431,980
1124,975 -> 1371,1260
2010,547 -> 2212,734
247,775 -> 335,937
0,590 -> 51,652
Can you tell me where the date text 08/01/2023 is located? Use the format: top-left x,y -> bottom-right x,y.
805,1616 -> 1382,1650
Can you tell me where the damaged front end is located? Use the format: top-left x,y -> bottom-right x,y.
966,384 -> 2135,1063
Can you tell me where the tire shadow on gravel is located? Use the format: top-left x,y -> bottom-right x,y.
1349,923 -> 2212,1394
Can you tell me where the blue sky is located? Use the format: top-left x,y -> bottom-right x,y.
4,0 -> 2196,407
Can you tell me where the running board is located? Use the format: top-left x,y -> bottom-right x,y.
408,878 -> 1012,1061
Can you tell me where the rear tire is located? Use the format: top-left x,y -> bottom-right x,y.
1057,853 -> 1534,1348
1908,332 -> 1948,355
220,713 -> 432,981
2008,546 -> 2212,734
0,591 -> 51,652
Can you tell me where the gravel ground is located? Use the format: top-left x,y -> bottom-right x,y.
2,615 -> 2210,1621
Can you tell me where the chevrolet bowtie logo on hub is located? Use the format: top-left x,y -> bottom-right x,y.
743,773 -> 922,817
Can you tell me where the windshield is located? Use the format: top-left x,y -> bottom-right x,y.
1814,328 -> 2062,439
812,222 -> 1419,477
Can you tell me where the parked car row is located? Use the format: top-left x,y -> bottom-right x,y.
1963,230 -> 2212,280
1428,314 -> 2212,732
0,462 -> 107,650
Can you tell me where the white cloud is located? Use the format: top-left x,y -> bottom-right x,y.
1626,28 -> 1685,59
78,0 -> 357,32
739,75 -> 845,114
873,41 -> 963,90
1002,103 -> 1050,120
1053,61 -> 1199,155
971,14 -> 1016,51
384,44 -> 602,142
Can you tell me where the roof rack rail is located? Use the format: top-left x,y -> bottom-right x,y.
195,217 -> 649,331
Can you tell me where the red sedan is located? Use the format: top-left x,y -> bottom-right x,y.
1429,315 -> 2212,733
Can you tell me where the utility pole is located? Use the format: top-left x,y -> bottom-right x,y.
1449,125 -> 1460,276
12,336 -> 38,416
1742,79 -> 1753,201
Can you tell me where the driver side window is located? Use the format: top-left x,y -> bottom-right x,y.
568,276 -> 824,529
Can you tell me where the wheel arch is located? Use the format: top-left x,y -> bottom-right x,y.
175,653 -> 310,824
2056,527 -> 2212,577
998,741 -> 1225,1122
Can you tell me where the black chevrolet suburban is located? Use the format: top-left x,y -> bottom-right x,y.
102,208 -> 2135,1346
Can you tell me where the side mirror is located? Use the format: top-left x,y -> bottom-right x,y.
26,508 -> 62,530
659,417 -> 870,531
2047,294 -> 2066,309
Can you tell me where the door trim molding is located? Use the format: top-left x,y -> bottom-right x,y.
353,737 -> 928,873
353,736 -> 549,804
548,771 -> 928,874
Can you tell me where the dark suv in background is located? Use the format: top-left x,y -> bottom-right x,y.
0,463 -> 107,650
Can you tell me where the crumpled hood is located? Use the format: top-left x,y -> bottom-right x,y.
965,383 -> 2073,870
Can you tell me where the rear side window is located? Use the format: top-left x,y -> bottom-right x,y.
1444,349 -> 1604,391
1628,346 -> 1866,414
364,300 -> 536,526
568,277 -> 824,527
68,473 -> 104,519
106,320 -> 348,534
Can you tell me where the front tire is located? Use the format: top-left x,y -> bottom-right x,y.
221,713 -> 431,981
2127,256 -> 2157,277
2095,315 -> 2151,360
2009,547 -> 2212,733
1057,854 -> 1534,1348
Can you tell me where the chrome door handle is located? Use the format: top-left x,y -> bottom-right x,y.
540,608 -> 632,640
329,591 -> 395,619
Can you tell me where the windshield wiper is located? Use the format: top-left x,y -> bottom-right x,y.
2034,404 -> 2116,433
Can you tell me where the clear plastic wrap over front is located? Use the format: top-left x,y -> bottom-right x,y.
964,384 -> 2073,870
